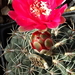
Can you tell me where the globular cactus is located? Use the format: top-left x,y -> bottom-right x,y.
3,17 -> 75,75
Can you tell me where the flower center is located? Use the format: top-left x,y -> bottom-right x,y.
30,1 -> 52,17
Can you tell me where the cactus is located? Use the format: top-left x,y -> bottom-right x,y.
2,17 -> 75,75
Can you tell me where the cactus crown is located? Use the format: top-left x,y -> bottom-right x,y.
3,18 -> 75,75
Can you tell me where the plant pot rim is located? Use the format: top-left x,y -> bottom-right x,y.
0,21 -> 16,28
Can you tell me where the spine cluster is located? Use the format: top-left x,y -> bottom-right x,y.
3,18 -> 75,75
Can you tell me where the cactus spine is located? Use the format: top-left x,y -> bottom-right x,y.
3,18 -> 75,75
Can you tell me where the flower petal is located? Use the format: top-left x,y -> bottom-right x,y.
56,0 -> 66,6
12,0 -> 30,18
18,26 -> 35,31
36,24 -> 47,30
49,9 -> 61,21
16,16 -> 36,26
27,0 -> 34,5
16,16 -> 37,31
59,4 -> 67,14
47,0 -> 55,5
8,11 -> 17,20
8,0 -> 67,31
40,14 -> 48,21
52,13 -> 61,22
60,16 -> 66,24
47,22 -> 60,29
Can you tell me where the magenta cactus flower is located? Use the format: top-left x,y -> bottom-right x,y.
8,0 -> 67,31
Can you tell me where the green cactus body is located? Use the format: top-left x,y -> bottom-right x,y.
3,19 -> 75,75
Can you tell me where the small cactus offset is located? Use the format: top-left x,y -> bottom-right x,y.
3,17 -> 75,75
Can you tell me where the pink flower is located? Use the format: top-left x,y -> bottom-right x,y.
8,0 -> 67,31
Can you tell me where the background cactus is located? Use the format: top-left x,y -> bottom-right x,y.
2,17 -> 75,75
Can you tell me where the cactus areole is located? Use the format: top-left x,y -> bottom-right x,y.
31,30 -> 53,53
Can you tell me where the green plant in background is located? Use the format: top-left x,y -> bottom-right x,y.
3,18 -> 75,75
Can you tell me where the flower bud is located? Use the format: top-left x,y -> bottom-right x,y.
31,31 -> 53,54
